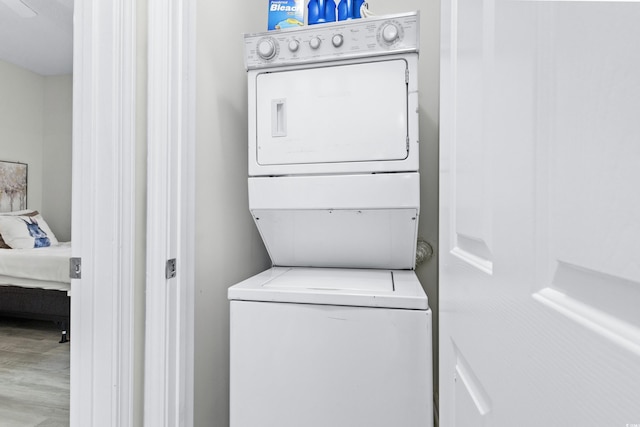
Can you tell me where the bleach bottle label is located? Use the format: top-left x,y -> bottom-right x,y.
268,0 -> 304,30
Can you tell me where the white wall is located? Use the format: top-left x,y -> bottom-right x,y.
0,59 -> 73,241
372,0 -> 441,402
194,1 -> 439,425
43,74 -> 73,241
0,60 -> 44,213
195,2 -> 271,426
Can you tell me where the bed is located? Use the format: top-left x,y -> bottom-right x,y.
0,163 -> 70,341
0,215 -> 71,343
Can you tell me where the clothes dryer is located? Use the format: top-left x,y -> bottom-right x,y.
245,12 -> 421,177
244,11 -> 422,269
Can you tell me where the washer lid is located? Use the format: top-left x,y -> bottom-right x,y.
228,267 -> 428,310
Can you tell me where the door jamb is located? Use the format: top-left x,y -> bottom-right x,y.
70,1 -> 136,425
144,0 -> 196,425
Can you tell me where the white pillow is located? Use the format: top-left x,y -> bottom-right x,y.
0,210 -> 38,249
0,213 -> 59,249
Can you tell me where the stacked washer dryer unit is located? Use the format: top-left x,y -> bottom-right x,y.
229,11 -> 432,427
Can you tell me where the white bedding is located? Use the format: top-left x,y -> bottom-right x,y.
0,242 -> 71,289
0,275 -> 70,294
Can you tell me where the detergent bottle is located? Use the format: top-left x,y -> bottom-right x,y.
324,0 -> 336,23
308,0 -> 321,24
354,0 -> 365,18
337,0 -> 353,21
309,0 -> 337,24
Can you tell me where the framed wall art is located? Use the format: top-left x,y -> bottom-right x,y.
0,161 -> 27,213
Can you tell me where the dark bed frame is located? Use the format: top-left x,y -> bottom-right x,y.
0,285 -> 70,343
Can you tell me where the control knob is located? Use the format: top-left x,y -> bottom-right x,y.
332,34 -> 344,47
288,39 -> 300,52
257,38 -> 277,60
382,23 -> 399,43
309,36 -> 322,50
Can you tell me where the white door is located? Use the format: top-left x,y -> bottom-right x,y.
440,1 -> 640,426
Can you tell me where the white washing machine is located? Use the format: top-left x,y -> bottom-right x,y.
230,267 -> 432,427
229,11 -> 432,427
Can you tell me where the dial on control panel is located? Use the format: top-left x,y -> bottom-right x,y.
257,38 -> 277,60
332,34 -> 344,47
288,39 -> 300,52
382,24 -> 399,43
309,37 -> 322,50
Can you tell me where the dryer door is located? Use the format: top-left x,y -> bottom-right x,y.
255,59 -> 409,168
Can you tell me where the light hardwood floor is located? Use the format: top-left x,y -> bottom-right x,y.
0,317 -> 69,427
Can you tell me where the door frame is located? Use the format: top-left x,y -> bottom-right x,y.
72,1 -> 196,425
144,0 -> 196,426
70,0 -> 137,425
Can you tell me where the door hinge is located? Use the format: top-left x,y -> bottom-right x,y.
406,136 -> 410,151
166,258 -> 177,279
405,69 -> 409,84
69,257 -> 82,279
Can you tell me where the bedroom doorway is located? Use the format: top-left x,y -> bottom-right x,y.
1,1 -> 183,424
0,0 -> 73,424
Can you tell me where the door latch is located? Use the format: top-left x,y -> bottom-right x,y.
166,258 -> 177,279
69,257 -> 82,279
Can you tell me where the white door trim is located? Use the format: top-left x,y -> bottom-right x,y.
144,0 -> 196,425
70,1 -> 136,426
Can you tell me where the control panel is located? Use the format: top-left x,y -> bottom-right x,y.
244,11 -> 419,69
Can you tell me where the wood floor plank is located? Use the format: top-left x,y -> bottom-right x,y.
0,317 -> 69,427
